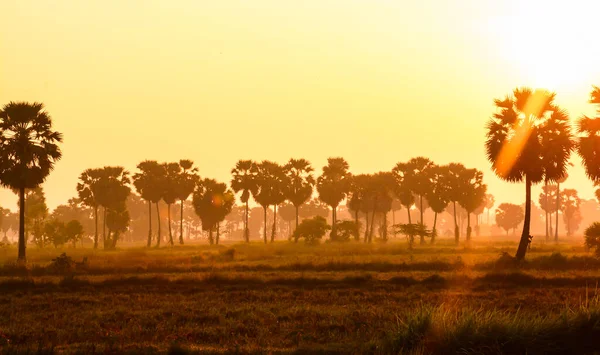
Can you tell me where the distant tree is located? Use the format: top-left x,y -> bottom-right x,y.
22,187 -> 48,248
133,160 -> 165,247
402,157 -> 434,227
368,172 -> 394,243
392,164 -> 416,226
292,215 -> 330,244
94,167 -> 131,248
347,174 -> 370,241
426,165 -> 450,242
486,88 -> 573,260
560,189 -> 581,237
457,168 -> 487,242
495,203 -> 525,236
254,161 -> 287,243
52,198 -> 94,240
485,194 -> 495,225
176,160 -> 198,245
554,174 -> 568,241
317,158 -> 351,240
444,163 -> 468,244
105,203 -> 130,249
192,178 -> 234,245
299,198 -> 330,220
64,220 -> 84,247
394,223 -> 431,248
278,202 -> 296,240
161,162 -> 182,246
44,219 -> 67,248
539,185 -> 559,241
230,160 -> 258,243
0,102 -> 63,261
284,158 -> 315,234
78,168 -> 103,248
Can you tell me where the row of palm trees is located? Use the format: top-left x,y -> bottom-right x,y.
486,86 -> 600,260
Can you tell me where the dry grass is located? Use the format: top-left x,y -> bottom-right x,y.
1,238 -> 599,353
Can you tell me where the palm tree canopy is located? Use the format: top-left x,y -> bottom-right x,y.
426,165 -> 450,214
285,158 -> 315,208
577,86 -> 600,182
486,88 -> 574,183
457,168 -> 487,214
255,161 -> 288,208
162,162 -> 182,205
132,160 -> 165,203
176,160 -> 199,202
0,102 -> 63,189
230,160 -> 258,204
192,178 -> 235,231
316,157 -> 351,208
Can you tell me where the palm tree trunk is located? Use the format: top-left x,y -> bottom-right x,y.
453,201 -> 459,244
382,211 -> 388,242
94,206 -> 99,249
419,195 -> 424,225
515,175 -> 532,261
271,204 -> 277,243
407,206 -> 412,224
102,207 -> 106,247
369,208 -> 376,243
209,226 -> 214,245
179,200 -> 184,245
156,202 -> 161,247
17,187 -> 26,261
466,213 -> 471,242
263,206 -> 267,244
167,204 -> 174,245
295,205 -> 299,233
331,206 -> 337,240
245,200 -> 250,243
431,212 -> 438,244
363,211 -> 368,242
147,201 -> 152,247
555,182 -> 560,242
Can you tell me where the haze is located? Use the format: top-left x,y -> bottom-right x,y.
2,0 -> 600,209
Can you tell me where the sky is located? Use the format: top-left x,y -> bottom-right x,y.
1,0 -> 600,210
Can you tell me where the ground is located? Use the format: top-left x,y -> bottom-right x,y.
1,237 -> 600,354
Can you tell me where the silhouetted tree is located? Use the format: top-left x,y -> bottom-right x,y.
401,157 -> 434,228
496,203 -> 525,236
560,189 -> 580,237
94,167 -> 131,248
485,194 -> 495,225
77,169 -> 103,248
133,160 -> 165,247
0,102 -> 62,261
426,165 -> 450,242
292,215 -> 330,244
539,184 -> 559,241
444,163 -> 468,244
162,162 -> 181,246
177,160 -> 198,245
192,178 -> 234,245
457,168 -> 487,242
231,160 -> 258,243
254,161 -> 287,243
22,187 -> 48,248
284,158 -> 315,234
317,158 -> 351,240
486,88 -> 573,260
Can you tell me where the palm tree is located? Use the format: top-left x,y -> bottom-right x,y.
457,168 -> 487,242
230,160 -> 258,243
486,88 -> 574,260
133,161 -> 165,247
94,167 -> 131,248
284,158 -> 315,234
192,178 -> 234,245
347,174 -> 369,241
404,157 -> 434,228
254,161 -> 277,244
177,160 -> 198,245
391,165 -> 415,225
442,163 -> 467,244
0,102 -> 62,261
560,189 -> 580,237
77,168 -> 103,249
485,194 -> 495,225
162,162 -> 182,246
316,158 -> 351,239
426,165 -> 450,242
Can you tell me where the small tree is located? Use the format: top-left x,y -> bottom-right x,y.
292,215 -> 330,244
495,203 -> 524,236
585,222 -> 600,256
331,220 -> 359,242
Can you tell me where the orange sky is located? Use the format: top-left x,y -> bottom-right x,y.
2,0 -> 600,210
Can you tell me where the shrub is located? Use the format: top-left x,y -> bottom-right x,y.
293,216 -> 331,244
49,253 -> 74,273
585,222 -> 600,256
331,220 -> 359,242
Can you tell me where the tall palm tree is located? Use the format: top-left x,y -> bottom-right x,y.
0,102 -> 62,261
161,162 -> 181,246
284,158 -> 315,234
254,161 -> 277,244
444,163 -> 467,244
391,164 -> 415,225
425,165 -> 450,242
133,160 -> 165,247
94,167 -> 131,248
317,158 -> 351,239
347,174 -> 370,241
177,160 -> 198,245
559,188 -> 580,237
486,88 -> 574,260
404,157 -> 434,228
230,160 -> 258,243
77,168 -> 103,249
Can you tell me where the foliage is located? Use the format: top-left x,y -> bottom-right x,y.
585,222 -> 600,257
331,220 -> 359,242
292,215 -> 331,244
495,203 -> 524,234
192,178 -> 234,244
560,188 -> 581,236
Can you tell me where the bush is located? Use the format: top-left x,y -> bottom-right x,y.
331,221 -> 359,242
585,222 -> 600,256
49,253 -> 74,273
293,216 -> 331,244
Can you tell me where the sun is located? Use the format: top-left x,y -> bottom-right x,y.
489,0 -> 600,91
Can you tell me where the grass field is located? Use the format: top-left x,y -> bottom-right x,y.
2,238 -> 600,354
